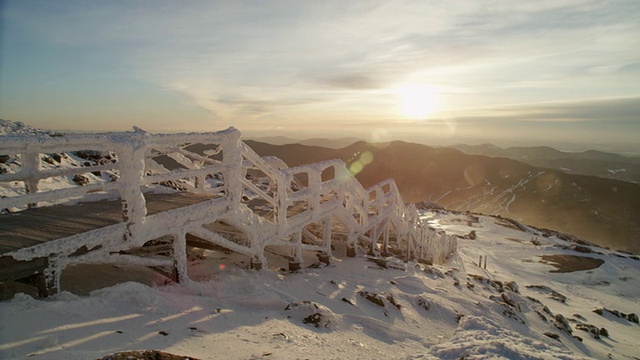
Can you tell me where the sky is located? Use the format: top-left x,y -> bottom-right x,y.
1,1 -> 639,151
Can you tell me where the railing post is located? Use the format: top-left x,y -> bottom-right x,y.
319,217 -> 332,264
309,170 -> 320,214
173,232 -> 188,283
289,231 -> 303,271
382,221 -> 390,256
222,130 -> 243,208
276,174 -> 289,233
119,130 -> 148,240
346,233 -> 357,257
23,152 -> 40,208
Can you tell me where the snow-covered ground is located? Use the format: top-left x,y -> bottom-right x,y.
1,211 -> 638,360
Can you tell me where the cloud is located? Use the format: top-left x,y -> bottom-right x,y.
453,97 -> 640,124
318,74 -> 382,90
2,0 -> 639,138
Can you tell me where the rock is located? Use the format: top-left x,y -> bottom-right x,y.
284,301 -> 336,329
385,293 -> 402,309
75,150 -> 103,160
501,292 -> 519,310
593,308 -> 639,324
359,290 -> 385,307
42,155 -> 56,165
423,266 -> 445,278
576,323 -> 601,339
416,296 -> 430,311
341,297 -> 354,306
99,350 -> 198,360
572,245 -> 592,253
415,201 -> 444,210
367,257 -> 406,271
505,281 -> 519,293
593,308 -> 604,315
535,310 -> 548,322
544,332 -> 561,341
554,314 -> 573,335
469,274 -> 504,292
550,290 -> 567,304
358,290 -> 401,309
73,174 -> 90,186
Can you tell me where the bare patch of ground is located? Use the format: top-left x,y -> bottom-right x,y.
99,350 -> 199,359
539,254 -> 604,273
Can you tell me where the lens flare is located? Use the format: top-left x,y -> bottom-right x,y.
348,151 -> 375,175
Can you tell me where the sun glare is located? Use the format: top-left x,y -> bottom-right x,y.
398,84 -> 439,120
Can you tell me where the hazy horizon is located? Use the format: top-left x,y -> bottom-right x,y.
1,1 -> 639,153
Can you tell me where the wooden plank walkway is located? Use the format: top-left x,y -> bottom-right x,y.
0,192 -> 216,255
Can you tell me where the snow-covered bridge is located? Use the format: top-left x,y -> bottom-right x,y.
0,127 -> 457,296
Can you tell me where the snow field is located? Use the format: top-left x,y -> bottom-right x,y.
2,211 -> 638,359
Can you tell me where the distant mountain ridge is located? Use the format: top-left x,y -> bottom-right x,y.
246,140 -> 640,254
248,135 -> 362,149
450,143 -> 640,184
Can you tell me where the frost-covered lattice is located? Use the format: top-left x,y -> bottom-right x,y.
0,127 -> 457,295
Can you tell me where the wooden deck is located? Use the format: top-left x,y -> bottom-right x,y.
0,192 -> 217,255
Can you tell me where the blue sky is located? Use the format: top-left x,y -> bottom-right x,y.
1,1 -> 639,150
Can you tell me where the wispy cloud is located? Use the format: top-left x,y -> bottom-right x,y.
1,0 -> 639,143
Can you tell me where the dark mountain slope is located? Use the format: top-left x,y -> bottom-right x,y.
450,144 -> 640,183
248,140 -> 640,253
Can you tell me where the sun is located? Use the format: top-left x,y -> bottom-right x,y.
398,84 -> 439,119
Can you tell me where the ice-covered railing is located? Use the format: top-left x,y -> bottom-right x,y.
0,127 -> 457,295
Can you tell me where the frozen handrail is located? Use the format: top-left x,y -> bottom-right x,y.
0,127 -> 457,295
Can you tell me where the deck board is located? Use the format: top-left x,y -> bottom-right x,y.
0,192 -> 216,255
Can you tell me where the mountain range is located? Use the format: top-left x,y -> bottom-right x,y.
450,144 -> 640,184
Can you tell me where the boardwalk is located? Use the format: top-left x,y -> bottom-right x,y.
0,127 -> 457,297
0,193 -> 215,254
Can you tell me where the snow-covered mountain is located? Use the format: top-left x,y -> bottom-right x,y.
0,211 -> 638,359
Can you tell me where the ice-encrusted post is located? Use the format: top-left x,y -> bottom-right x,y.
368,224 -> 378,255
221,129 -> 243,207
319,217 -> 332,264
289,230 -> 303,271
308,169 -> 321,216
276,172 -> 290,235
346,233 -> 357,257
381,221 -> 391,257
119,128 -> 149,240
173,232 -> 188,283
22,152 -> 40,208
